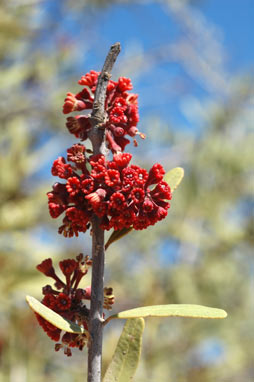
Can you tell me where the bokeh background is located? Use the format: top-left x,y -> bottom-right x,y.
0,0 -> 253,381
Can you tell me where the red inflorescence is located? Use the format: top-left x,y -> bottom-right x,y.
47,147 -> 172,237
62,70 -> 144,152
35,254 -> 115,356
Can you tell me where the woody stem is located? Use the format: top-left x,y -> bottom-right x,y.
87,42 -> 121,382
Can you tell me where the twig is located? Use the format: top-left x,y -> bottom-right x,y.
89,42 -> 121,155
87,42 -> 121,382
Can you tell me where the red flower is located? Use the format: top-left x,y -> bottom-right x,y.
62,93 -> 76,114
81,178 -> 94,194
104,169 -> 121,187
109,192 -> 126,210
113,97 -> 127,109
122,167 -> 136,185
56,293 -> 71,311
63,93 -> 87,114
62,73 -> 144,152
113,152 -> 132,168
35,313 -> 61,342
78,70 -> 98,87
48,202 -> 65,218
112,126 -> 125,137
146,163 -> 165,186
110,107 -> 127,124
42,294 -> 57,309
113,136 -> 130,152
67,144 -> 86,165
151,181 -> 172,201
59,259 -> 77,276
66,116 -> 91,140
85,188 -> 106,207
37,258 -> 54,277
117,77 -> 133,91
133,167 -> 148,186
51,157 -> 73,179
131,188 -> 145,204
66,177 -> 81,196
143,198 -> 154,212
37,258 -> 65,287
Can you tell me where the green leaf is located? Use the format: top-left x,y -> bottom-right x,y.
105,227 -> 133,251
103,318 -> 145,382
105,304 -> 227,323
164,167 -> 184,192
26,295 -> 87,334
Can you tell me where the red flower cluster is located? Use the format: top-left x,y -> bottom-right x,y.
63,70 -> 144,152
35,255 -> 115,356
35,254 -> 92,356
48,147 -> 172,237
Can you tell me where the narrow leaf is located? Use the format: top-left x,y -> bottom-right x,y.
103,318 -> 145,382
164,167 -> 184,192
26,295 -> 86,334
105,227 -> 133,251
106,304 -> 227,324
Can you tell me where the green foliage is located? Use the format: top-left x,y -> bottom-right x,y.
164,167 -> 184,192
106,304 -> 227,323
103,318 -> 145,382
105,227 -> 133,250
26,296 -> 87,334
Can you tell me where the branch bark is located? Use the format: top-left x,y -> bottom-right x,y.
87,42 -> 121,382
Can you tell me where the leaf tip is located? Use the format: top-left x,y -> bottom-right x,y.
164,166 -> 184,192
26,295 -> 34,308
220,309 -> 228,318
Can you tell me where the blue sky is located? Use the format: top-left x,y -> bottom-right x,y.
38,1 -> 254,119
97,1 -> 253,73
200,0 -> 254,71
32,0 -> 253,179
87,1 -> 253,135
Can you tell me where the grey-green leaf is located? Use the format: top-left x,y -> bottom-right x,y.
26,295 -> 87,334
164,167 -> 184,192
106,304 -> 227,323
103,318 -> 145,382
105,227 -> 133,251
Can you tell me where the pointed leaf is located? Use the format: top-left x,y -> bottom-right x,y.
164,167 -> 184,192
103,318 -> 145,382
106,304 -> 227,323
26,295 -> 87,334
105,227 -> 133,251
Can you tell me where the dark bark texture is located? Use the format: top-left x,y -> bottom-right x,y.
87,42 -> 121,382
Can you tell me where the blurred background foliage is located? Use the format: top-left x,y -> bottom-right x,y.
0,0 -> 253,381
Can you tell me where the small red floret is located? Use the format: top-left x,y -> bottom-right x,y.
56,293 -> 71,311
37,258 -> 54,276
66,177 -> 81,196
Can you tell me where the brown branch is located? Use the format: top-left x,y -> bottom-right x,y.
87,42 -> 121,382
89,42 -> 121,155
